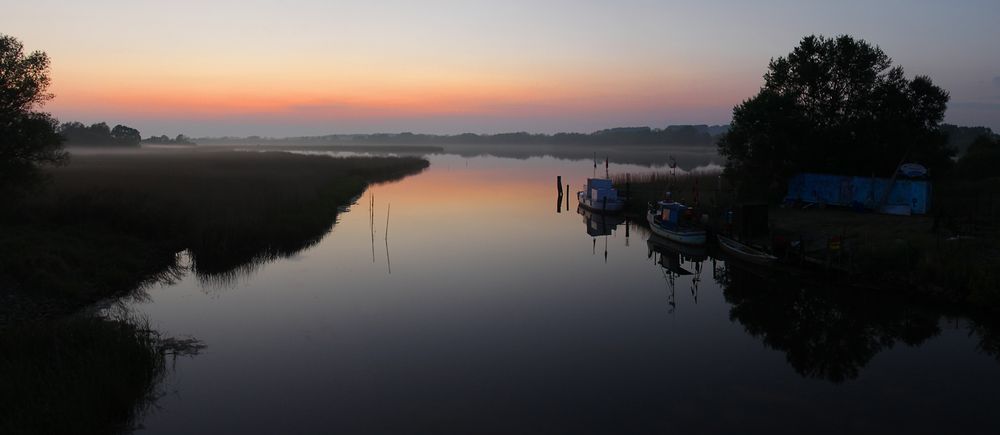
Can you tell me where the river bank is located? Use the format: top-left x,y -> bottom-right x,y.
0,149 -> 429,434
615,172 -> 1000,312
1,149 -> 429,313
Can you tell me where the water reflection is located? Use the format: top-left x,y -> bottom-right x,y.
638,222 -> 1000,384
718,262 -> 943,383
439,143 -> 721,168
578,206 -> 625,237
126,153 -> 1000,434
647,235 -> 706,312
181,170 -> 421,291
577,206 -> 632,263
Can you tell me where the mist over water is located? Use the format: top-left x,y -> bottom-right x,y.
124,151 -> 999,434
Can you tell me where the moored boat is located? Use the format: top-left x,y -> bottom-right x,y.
716,234 -> 777,265
577,178 -> 625,213
646,200 -> 706,245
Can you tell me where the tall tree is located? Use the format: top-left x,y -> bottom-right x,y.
718,35 -> 952,197
955,134 -> 1000,181
111,124 -> 141,146
0,34 -> 66,191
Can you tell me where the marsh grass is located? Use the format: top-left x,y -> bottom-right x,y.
0,150 -> 428,305
611,170 -> 729,215
0,311 -> 203,435
0,150 -> 424,434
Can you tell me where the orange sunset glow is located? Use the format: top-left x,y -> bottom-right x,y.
7,0 -> 1000,135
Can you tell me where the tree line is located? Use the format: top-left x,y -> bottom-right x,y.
198,125 -> 730,146
58,122 -> 194,147
58,122 -> 140,146
143,134 -> 195,145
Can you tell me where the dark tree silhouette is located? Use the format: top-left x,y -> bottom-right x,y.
0,34 -> 67,190
59,121 -> 142,146
141,133 -> 195,145
110,124 -> 141,146
954,134 -> 1000,180
941,124 -> 995,156
718,35 -> 953,197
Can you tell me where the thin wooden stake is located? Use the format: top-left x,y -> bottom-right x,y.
385,202 -> 391,241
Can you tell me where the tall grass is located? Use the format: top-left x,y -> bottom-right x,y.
0,149 -> 421,433
0,150 -> 428,305
611,169 -> 729,215
0,311 -> 203,435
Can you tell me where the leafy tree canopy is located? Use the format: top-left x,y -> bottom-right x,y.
718,35 -> 953,195
59,121 -> 142,147
0,34 -> 66,190
955,134 -> 1000,181
142,133 -> 195,145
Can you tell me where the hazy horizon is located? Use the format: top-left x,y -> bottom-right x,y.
8,0 -> 1000,136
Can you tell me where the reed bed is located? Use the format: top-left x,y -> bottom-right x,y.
0,150 -> 429,304
0,311 -> 203,435
611,169 -> 729,215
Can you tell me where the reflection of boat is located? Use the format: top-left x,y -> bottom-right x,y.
577,178 -> 624,213
646,200 -> 706,245
647,235 -> 707,275
578,205 -> 625,236
717,234 -> 777,265
647,234 -> 705,312
647,234 -> 707,262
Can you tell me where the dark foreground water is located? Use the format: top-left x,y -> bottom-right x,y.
127,153 -> 1000,434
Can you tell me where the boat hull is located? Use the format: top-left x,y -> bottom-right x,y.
716,234 -> 777,265
647,234 -> 708,260
646,212 -> 706,245
577,191 -> 625,213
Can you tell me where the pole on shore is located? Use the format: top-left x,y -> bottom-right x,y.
626,173 -> 630,201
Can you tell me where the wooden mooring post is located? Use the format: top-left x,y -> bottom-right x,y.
556,176 -> 564,214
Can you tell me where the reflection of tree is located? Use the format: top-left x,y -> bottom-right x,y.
721,265 -> 942,383
970,317 -> 1000,363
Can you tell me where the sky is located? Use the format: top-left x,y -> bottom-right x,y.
5,0 -> 1000,137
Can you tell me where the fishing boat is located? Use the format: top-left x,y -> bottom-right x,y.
716,234 -> 777,265
577,178 -> 625,213
646,200 -> 706,245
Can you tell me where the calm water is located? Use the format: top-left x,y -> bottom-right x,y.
128,153 -> 1000,434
